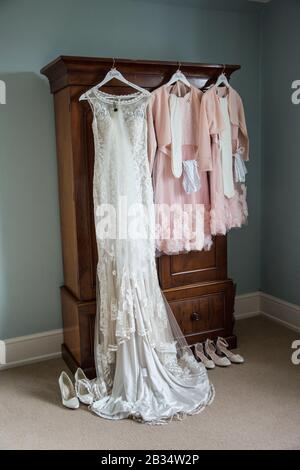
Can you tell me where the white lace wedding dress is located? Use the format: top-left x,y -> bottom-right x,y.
86,88 -> 214,424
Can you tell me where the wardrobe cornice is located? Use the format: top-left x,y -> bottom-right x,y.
41,56 -> 241,94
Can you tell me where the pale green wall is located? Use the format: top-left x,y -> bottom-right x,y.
261,0 -> 300,304
0,0 -> 262,339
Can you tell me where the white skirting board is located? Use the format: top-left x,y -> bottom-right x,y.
234,292 -> 261,319
0,329 -> 63,370
1,292 -> 300,370
260,292 -> 300,333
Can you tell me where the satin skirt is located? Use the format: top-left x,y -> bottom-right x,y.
91,332 -> 214,424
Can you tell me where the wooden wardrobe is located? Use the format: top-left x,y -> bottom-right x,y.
41,56 -> 239,378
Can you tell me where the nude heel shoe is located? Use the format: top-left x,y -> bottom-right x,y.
216,337 -> 244,364
205,339 -> 231,367
58,371 -> 80,409
195,343 -> 215,369
75,368 -> 94,405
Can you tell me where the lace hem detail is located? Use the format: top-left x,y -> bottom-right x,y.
211,184 -> 248,235
155,234 -> 213,256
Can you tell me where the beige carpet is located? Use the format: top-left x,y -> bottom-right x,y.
0,316 -> 300,450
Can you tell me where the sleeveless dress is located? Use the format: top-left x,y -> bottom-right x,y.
85,89 -> 214,424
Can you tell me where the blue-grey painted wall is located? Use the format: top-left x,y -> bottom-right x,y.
261,0 -> 300,305
0,0 -> 262,339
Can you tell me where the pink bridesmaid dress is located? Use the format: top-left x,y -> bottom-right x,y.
147,83 -> 213,255
198,85 -> 249,235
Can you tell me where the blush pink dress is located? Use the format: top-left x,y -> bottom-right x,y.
199,85 -> 249,235
147,83 -> 213,255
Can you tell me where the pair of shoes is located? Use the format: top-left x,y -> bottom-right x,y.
58,368 -> 94,410
195,338 -> 244,369
195,339 -> 230,368
216,337 -> 244,364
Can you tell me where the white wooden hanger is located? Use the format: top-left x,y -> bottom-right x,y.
166,63 -> 191,88
215,64 -> 230,88
79,59 -> 150,101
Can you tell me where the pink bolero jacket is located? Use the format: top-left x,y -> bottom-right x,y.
147,85 -> 212,173
199,85 -> 249,163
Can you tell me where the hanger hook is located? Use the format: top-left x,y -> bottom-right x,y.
112,57 -> 116,69
178,61 -> 181,71
222,64 -> 226,75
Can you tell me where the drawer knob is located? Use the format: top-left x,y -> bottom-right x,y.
191,312 -> 201,321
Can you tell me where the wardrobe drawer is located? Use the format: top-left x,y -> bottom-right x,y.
158,236 -> 227,289
169,294 -> 224,336
164,280 -> 235,345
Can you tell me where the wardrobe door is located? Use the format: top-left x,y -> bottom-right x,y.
158,236 -> 227,289
78,98 -> 98,299
69,92 -> 97,300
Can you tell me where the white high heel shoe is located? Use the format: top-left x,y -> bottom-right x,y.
205,339 -> 231,367
195,343 -> 215,369
75,368 -> 94,405
216,337 -> 245,364
58,371 -> 80,409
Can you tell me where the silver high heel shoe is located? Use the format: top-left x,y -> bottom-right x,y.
205,339 -> 231,367
58,371 -> 80,409
195,343 -> 215,369
216,337 -> 244,364
75,368 -> 94,405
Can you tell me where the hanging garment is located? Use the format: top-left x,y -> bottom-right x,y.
219,96 -> 235,199
85,88 -> 214,424
169,92 -> 184,178
147,83 -> 212,255
199,85 -> 249,235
